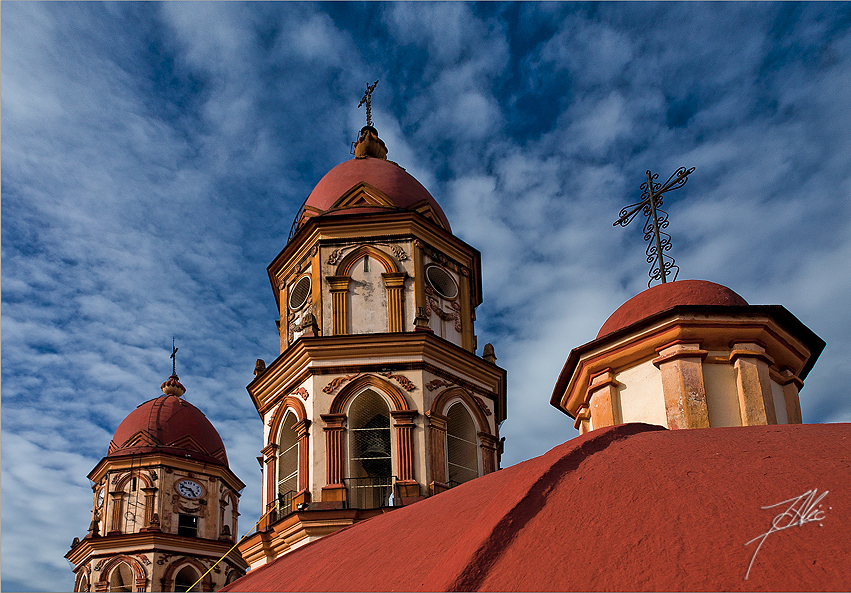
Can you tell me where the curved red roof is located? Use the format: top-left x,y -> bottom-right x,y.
108,395 -> 228,466
598,279 -> 748,338
224,421 -> 851,592
302,157 -> 451,230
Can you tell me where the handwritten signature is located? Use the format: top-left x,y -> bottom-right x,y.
744,489 -> 829,580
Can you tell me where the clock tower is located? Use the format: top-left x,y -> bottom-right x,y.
66,373 -> 248,592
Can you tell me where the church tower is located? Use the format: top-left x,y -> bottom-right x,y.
66,372 -> 248,592
238,119 -> 506,568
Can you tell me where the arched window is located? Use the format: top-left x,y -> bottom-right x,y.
277,412 -> 299,499
174,565 -> 199,593
348,390 -> 392,507
108,562 -> 133,592
78,574 -> 90,592
447,402 -> 479,485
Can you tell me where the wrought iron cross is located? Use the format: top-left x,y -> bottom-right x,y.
170,337 -> 178,376
614,166 -> 695,286
358,80 -> 379,127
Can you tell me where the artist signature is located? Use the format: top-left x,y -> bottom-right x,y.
744,489 -> 829,580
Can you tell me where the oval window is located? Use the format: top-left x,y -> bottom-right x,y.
425,265 -> 458,299
289,275 -> 312,311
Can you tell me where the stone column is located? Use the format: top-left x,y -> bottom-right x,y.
261,443 -> 278,528
731,342 -> 777,425
773,368 -> 804,424
478,432 -> 499,474
294,418 -> 312,506
326,276 -> 351,336
134,577 -> 147,592
426,412 -> 448,495
320,414 -> 347,503
653,341 -> 710,429
141,487 -> 158,531
108,491 -> 125,535
586,369 -> 619,430
382,272 -> 407,333
391,410 -> 419,497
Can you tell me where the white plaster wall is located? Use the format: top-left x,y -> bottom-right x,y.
703,363 -> 742,427
616,360 -> 667,427
771,380 -> 788,424
348,256 -> 389,334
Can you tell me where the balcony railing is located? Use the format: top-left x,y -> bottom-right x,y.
343,476 -> 401,510
267,490 -> 296,525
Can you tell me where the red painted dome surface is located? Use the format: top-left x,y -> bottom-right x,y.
303,157 -> 451,230
223,422 -> 851,592
108,395 -> 228,466
597,279 -> 748,338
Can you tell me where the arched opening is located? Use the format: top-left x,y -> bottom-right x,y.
108,563 -> 134,592
347,389 -> 392,507
173,565 -> 199,593
78,574 -> 90,592
276,412 -> 299,517
447,402 -> 479,486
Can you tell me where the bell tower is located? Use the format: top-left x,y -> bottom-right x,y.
65,371 -> 248,592
238,115 -> 506,568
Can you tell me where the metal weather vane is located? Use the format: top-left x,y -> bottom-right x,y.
358,80 -> 379,127
614,166 -> 695,286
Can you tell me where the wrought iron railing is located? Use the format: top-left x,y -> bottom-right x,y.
343,476 -> 401,510
267,489 -> 296,525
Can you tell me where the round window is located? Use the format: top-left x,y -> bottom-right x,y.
289,275 -> 312,311
425,265 -> 458,299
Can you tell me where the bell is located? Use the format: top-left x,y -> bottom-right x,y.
361,439 -> 389,458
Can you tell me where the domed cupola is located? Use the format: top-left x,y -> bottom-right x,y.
107,375 -> 229,466
293,127 -> 451,233
552,279 -> 824,433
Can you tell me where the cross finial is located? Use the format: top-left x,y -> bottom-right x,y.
358,80 -> 379,127
614,166 -> 695,286
170,337 -> 178,376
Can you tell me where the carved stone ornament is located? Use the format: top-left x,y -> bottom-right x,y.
156,553 -> 174,566
327,248 -> 345,265
473,395 -> 493,417
292,387 -> 309,400
379,371 -> 416,392
136,555 -> 151,566
414,239 -> 424,249
267,403 -> 280,426
425,378 -> 454,391
323,373 -> 360,394
94,558 -> 106,571
390,244 -> 408,261
461,266 -> 470,277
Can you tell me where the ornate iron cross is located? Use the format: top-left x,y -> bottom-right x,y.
358,80 -> 379,127
170,337 -> 178,376
614,166 -> 695,286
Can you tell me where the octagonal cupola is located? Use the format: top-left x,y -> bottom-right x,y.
551,280 -> 825,434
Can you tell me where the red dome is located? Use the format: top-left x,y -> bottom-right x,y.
597,279 -> 748,338
108,395 -> 228,466
302,157 -> 451,231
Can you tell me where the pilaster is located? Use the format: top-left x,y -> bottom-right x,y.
382,272 -> 407,333
731,342 -> 777,425
586,369 -> 618,430
652,341 -> 710,429
320,414 -> 347,502
426,411 -> 448,494
327,276 -> 351,336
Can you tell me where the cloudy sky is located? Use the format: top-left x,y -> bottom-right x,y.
3,2 -> 851,590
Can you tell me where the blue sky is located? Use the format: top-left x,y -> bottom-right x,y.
3,2 -> 851,590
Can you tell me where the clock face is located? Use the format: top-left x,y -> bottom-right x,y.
176,479 -> 203,499
96,489 -> 104,507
